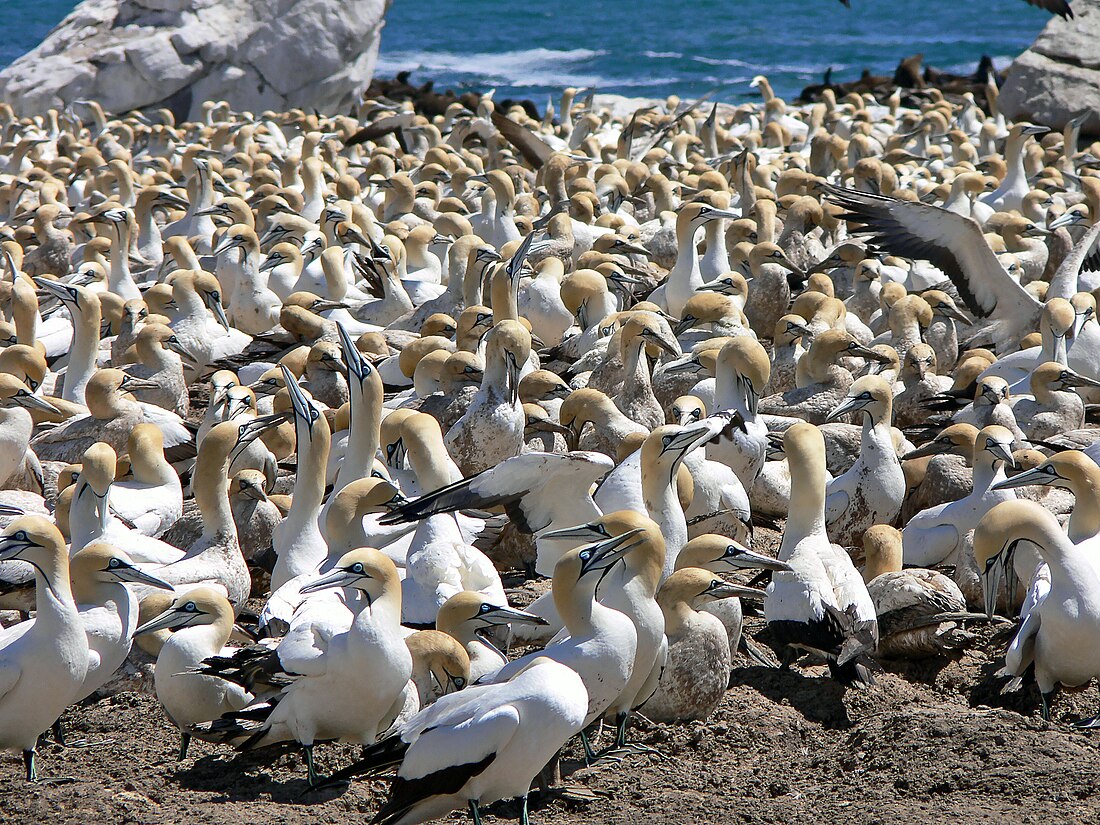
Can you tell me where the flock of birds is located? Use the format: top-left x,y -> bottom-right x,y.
0,70 -> 1099,824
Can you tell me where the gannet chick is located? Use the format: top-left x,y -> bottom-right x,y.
824,375 -> 906,546
766,423 -> 878,685
323,656 -> 588,825
861,525 -> 970,659
0,517 -> 89,781
436,592 -> 549,684
229,470 -> 282,562
134,588 -> 254,760
641,568 -> 764,722
444,320 -> 530,475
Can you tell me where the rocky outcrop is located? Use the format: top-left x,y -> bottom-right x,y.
1001,0 -> 1100,135
0,0 -> 389,121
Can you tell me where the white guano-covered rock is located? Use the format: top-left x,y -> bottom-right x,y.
1000,0 -> 1100,135
0,0 -> 390,120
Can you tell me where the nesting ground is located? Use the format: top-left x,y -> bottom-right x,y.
6,527 -> 1100,825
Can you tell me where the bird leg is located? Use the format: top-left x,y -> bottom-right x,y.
1040,690 -> 1056,722
303,744 -> 319,787
468,798 -> 483,825
593,712 -> 665,761
1074,687 -> 1100,729
22,748 -> 74,785
178,732 -> 191,761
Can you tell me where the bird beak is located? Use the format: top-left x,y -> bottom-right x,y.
300,566 -> 367,594
110,562 -> 175,590
15,393 -> 62,414
506,351 -> 522,406
120,374 -> 160,393
212,235 -> 242,256
240,483 -> 268,502
852,343 -> 892,363
825,394 -> 868,423
1047,211 -> 1081,230
204,293 -> 231,330
902,439 -> 949,460
704,578 -> 769,601
662,358 -> 704,375
233,411 -> 291,454
133,605 -> 201,636
1022,125 -> 1050,137
673,316 -> 697,336
0,533 -> 34,561
579,527 -> 647,576
985,440 -> 1017,468
282,364 -> 315,423
337,322 -> 369,382
483,605 -> 549,626
703,208 -> 741,222
1062,370 -> 1100,390
540,521 -> 610,542
991,465 -> 1052,490
719,541 -> 793,572
940,304 -> 972,325
0,504 -> 23,517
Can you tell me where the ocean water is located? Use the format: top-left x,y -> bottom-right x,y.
6,0 -> 1050,104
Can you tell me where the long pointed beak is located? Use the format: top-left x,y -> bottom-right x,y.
1064,371 -> 1100,390
580,527 -> 647,575
992,465 -> 1051,490
981,560 -> 1002,622
300,568 -> 359,594
706,579 -> 769,600
852,343 -> 892,363
281,364 -> 314,421
1047,211 -> 1081,230
718,542 -> 793,572
825,396 -> 866,423
16,394 -> 62,415
902,439 -> 948,460
704,208 -> 741,222
483,605 -> 549,626
134,606 -> 196,636
206,294 -> 231,330
986,441 -> 1018,468
212,235 -> 241,256
540,521 -> 609,542
234,410 -> 291,452
942,305 -> 972,325
113,563 -> 175,590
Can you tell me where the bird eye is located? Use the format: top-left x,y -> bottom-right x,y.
662,435 -> 674,447
479,603 -> 492,613
351,562 -> 365,574
108,558 -> 122,568
580,551 -> 591,561
184,602 -> 197,612
11,531 -> 26,541
453,677 -> 467,689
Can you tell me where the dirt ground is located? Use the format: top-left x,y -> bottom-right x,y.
6,523 -> 1100,825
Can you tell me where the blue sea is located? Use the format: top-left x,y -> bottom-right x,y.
6,0 -> 1051,104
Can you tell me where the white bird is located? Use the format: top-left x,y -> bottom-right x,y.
320,655 -> 588,825
134,587 -> 255,760
195,548 -> 413,786
765,423 -> 879,685
0,517 -> 89,781
974,500 -> 1100,725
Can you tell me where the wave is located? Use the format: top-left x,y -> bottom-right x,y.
376,47 -> 609,88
